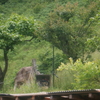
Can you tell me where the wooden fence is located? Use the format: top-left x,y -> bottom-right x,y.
0,89 -> 100,100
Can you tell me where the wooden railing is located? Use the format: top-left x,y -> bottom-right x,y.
0,89 -> 100,100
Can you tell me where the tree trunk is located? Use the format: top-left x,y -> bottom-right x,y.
0,67 -> 4,89
0,49 -> 9,90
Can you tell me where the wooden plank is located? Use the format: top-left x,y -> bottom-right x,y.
0,89 -> 100,100
69,94 -> 84,100
15,97 -> 20,100
0,97 -> 15,100
50,95 -> 69,100
88,93 -> 100,99
10,92 -> 48,97
0,97 -> 2,100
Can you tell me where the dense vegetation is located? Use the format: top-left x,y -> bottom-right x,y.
0,0 -> 100,93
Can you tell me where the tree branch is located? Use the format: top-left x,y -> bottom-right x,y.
24,36 -> 34,42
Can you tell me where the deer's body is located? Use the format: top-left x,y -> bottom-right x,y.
14,59 -> 40,90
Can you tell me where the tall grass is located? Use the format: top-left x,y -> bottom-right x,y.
54,70 -> 75,90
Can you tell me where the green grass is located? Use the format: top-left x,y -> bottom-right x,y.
0,39 -> 64,93
1,39 -> 100,93
54,70 -> 75,90
0,0 -> 100,93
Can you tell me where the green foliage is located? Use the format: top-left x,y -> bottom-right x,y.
38,46 -> 67,74
57,58 -> 100,89
54,69 -> 75,90
0,0 -> 8,4
90,12 -> 100,23
86,12 -> 100,52
0,13 -> 38,89
42,1 -> 100,61
0,39 -> 65,92
0,0 -> 100,92
0,14 -> 36,50
0,0 -> 57,21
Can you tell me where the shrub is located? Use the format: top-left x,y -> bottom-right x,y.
57,58 -> 100,89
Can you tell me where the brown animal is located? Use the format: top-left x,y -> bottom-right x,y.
14,59 -> 40,90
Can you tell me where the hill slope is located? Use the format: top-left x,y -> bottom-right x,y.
0,0 -> 100,93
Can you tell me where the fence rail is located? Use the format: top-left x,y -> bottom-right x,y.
0,89 -> 100,100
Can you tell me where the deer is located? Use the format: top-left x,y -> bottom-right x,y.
14,59 -> 40,91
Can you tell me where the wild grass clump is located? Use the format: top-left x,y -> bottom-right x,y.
5,78 -> 58,93
54,63 -> 75,90
12,82 -> 40,93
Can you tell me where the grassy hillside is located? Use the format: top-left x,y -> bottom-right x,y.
0,0 -> 100,93
0,39 -> 64,93
0,0 -> 89,20
0,0 -> 70,93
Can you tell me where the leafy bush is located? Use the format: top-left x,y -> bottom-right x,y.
57,58 -> 100,89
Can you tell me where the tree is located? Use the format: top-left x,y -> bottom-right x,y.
86,12 -> 100,53
0,14 -> 37,89
41,1 -> 100,61
38,49 -> 66,74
